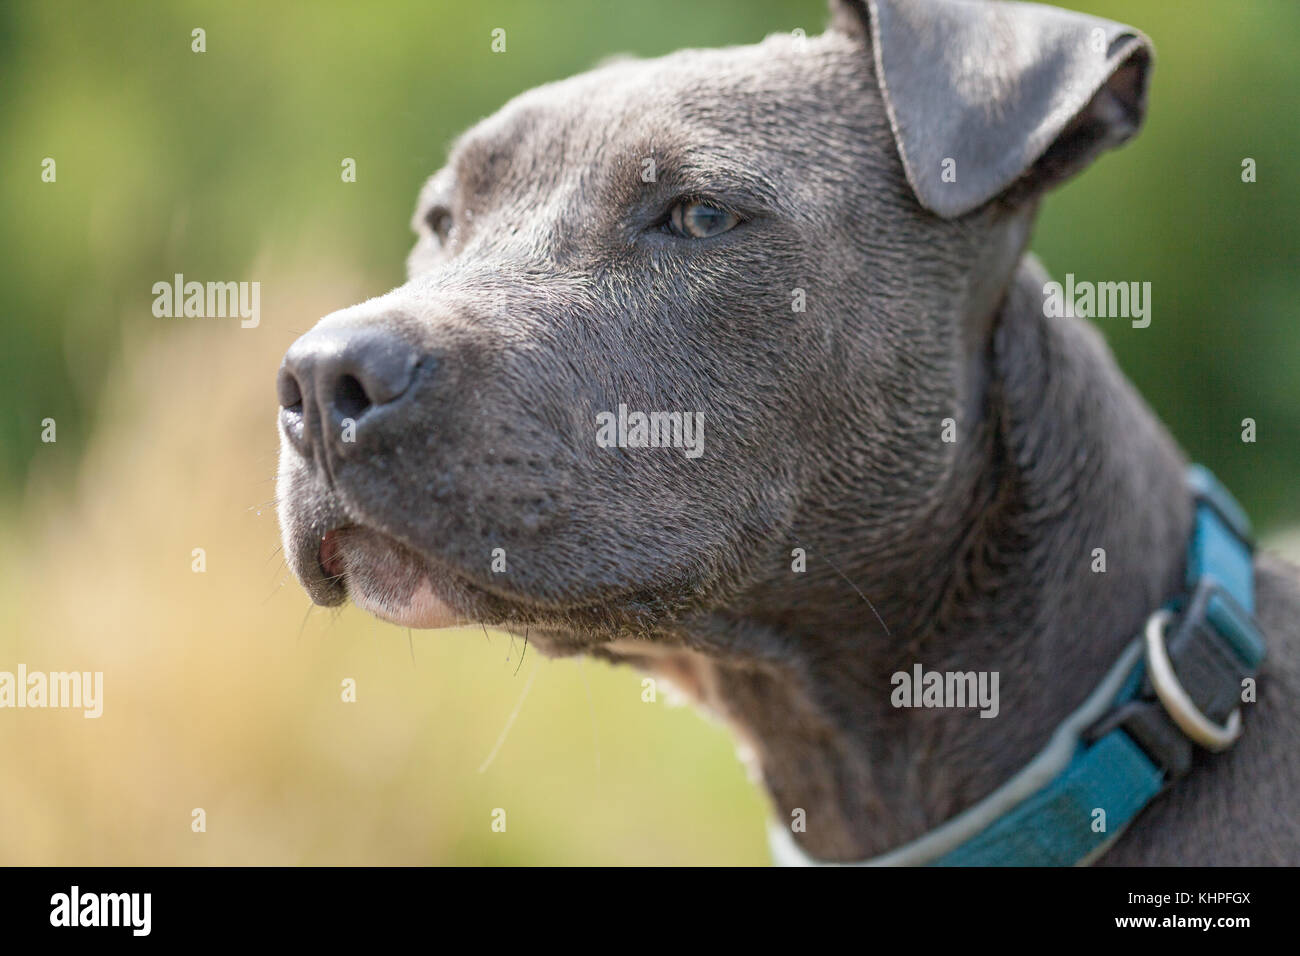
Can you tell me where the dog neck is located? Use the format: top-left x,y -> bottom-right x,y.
673,255 -> 1192,861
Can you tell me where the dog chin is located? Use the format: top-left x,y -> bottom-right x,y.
322,525 -> 465,629
349,576 -> 462,629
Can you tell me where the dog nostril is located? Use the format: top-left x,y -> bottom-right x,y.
279,325 -> 421,456
334,374 -> 372,420
325,336 -> 421,423
277,366 -> 303,410
276,365 -> 309,452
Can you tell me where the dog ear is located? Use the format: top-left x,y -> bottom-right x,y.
830,0 -> 1153,218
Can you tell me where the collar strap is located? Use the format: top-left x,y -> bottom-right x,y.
770,465 -> 1266,867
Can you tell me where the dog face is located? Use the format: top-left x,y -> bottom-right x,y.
277,0 -> 1151,649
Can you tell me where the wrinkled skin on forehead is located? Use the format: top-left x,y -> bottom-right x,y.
278,28 -> 990,648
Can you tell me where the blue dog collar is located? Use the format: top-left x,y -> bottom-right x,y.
771,465 -> 1266,867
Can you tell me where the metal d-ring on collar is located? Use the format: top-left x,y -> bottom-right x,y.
1143,609 -> 1242,752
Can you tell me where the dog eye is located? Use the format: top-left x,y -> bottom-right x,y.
667,200 -> 740,239
424,205 -> 453,242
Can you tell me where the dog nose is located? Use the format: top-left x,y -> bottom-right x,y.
277,326 -> 421,454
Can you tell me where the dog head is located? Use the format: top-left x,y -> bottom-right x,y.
276,0 -> 1151,648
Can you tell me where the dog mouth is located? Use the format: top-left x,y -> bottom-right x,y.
278,468 -> 582,632
278,456 -> 698,638
319,528 -> 347,580
312,525 -> 465,629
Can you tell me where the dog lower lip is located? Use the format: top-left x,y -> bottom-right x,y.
311,523 -> 464,628
319,528 -> 347,580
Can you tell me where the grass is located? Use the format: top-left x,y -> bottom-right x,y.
0,263 -> 769,865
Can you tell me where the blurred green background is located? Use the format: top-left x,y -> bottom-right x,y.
0,0 -> 1296,864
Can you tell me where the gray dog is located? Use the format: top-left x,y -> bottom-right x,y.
276,0 -> 1300,865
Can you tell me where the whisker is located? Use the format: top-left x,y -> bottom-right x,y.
818,547 -> 892,638
263,561 -> 290,604
513,627 -> 529,677
476,661 -> 540,774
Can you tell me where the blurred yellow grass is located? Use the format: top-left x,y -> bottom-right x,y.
0,267 -> 768,865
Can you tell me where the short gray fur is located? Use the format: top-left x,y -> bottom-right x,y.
277,0 -> 1300,864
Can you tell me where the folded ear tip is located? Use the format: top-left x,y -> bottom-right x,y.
847,1 -> 1160,220
1110,34 -> 1155,122
1079,32 -> 1155,157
